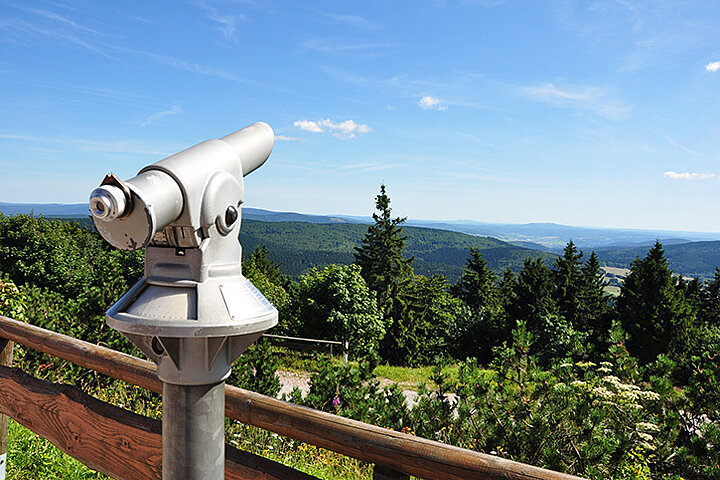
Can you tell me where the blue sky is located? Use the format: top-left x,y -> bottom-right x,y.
1,1 -> 720,232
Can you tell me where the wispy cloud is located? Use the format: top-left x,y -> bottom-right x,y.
0,132 -> 174,156
301,38 -> 395,55
193,2 -> 248,41
663,171 -> 715,180
418,96 -> 448,111
274,135 -> 302,141
142,105 -> 182,126
521,82 -> 629,119
0,17 -> 112,58
665,137 -> 700,157
21,7 -> 100,34
705,61 -> 720,72
293,119 -> 371,138
108,45 -> 257,84
322,13 -> 378,30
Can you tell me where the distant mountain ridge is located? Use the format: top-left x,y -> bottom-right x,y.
3,202 -> 720,280
3,202 -> 719,250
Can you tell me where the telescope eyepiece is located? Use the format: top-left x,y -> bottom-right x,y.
89,185 -> 128,222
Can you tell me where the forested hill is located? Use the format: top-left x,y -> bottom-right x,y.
239,220 -> 556,281
596,240 -> 720,281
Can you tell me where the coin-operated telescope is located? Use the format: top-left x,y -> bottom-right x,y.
89,122 -> 277,480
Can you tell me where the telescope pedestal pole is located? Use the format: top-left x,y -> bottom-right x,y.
162,381 -> 226,480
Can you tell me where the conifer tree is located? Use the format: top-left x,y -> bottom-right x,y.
510,257 -> 558,331
354,184 -> 414,313
578,251 -> 611,338
498,267 -> 517,313
700,268 -> 720,326
617,241 -> 693,364
452,249 -> 507,362
354,184 -> 414,364
453,248 -> 501,316
552,241 -> 584,330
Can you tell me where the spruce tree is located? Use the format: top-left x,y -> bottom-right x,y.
578,251 -> 612,349
510,257 -> 557,331
617,241 -> 693,365
552,241 -> 584,330
452,249 -> 507,362
701,268 -> 720,326
354,184 -> 413,313
453,248 -> 501,316
354,184 -> 414,364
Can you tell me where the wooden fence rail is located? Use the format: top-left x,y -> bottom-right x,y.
0,315 -> 586,480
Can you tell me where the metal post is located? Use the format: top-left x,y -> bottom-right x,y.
0,339 -> 14,480
162,382 -> 225,480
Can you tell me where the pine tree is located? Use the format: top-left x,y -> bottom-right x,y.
700,268 -> 720,326
451,249 -> 507,362
510,257 -> 557,330
498,267 -> 517,313
617,241 -> 693,364
353,184 -> 414,314
354,185 -> 414,364
552,241 -> 584,330
453,248 -> 501,316
578,251 -> 611,339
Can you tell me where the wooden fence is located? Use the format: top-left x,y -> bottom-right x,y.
262,334 -> 349,362
0,314 -> 586,480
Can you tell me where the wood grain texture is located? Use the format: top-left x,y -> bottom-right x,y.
0,338 -> 13,457
0,315 -> 587,480
0,366 -> 316,480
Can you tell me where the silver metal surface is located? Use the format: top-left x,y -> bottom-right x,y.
162,382 -> 225,480
89,184 -> 127,221
92,122 -> 278,479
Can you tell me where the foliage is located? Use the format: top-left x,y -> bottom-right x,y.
291,264 -> 384,359
0,278 -> 26,319
300,357 -> 409,430
386,274 -> 468,366
228,338 -> 282,398
239,219 -> 556,282
618,241 -> 694,365
354,184 -> 414,314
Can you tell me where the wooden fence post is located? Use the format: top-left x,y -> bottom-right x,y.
0,338 -> 13,480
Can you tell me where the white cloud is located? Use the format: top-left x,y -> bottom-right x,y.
418,96 -> 448,111
323,13 -> 377,30
293,120 -> 323,133
663,171 -> 715,180
705,61 -> 720,72
142,105 -> 182,126
274,135 -> 302,141
521,82 -> 629,119
293,118 -> 371,138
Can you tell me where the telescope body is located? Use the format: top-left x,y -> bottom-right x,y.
89,122 -> 278,385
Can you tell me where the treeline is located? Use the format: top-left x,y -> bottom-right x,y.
238,218 -> 555,281
244,185 -> 720,478
249,186 -> 720,375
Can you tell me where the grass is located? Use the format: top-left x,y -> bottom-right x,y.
6,419 -> 107,480
3,351 -> 451,480
3,373 -> 375,480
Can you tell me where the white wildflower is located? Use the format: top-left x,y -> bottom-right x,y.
636,422 -> 660,433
